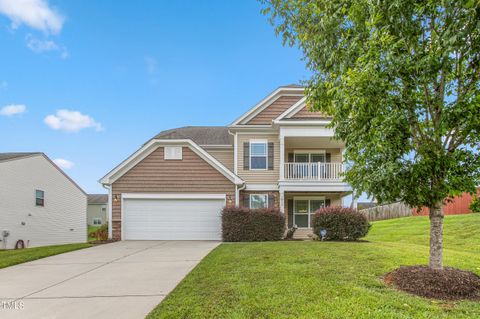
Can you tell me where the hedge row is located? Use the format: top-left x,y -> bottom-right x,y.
222,207 -> 285,242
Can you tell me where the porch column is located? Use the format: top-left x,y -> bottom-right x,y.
279,189 -> 285,213
279,135 -> 285,180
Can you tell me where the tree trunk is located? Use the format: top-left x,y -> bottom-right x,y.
429,201 -> 444,270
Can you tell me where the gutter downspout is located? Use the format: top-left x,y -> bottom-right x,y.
235,183 -> 246,207
102,183 -> 113,239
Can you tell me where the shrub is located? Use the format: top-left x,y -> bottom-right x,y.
470,195 -> 480,213
222,207 -> 285,242
91,224 -> 108,241
312,206 -> 371,241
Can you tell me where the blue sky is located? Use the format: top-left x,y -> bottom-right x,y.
0,0 -> 311,194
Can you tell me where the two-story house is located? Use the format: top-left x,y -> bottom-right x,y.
100,85 -> 351,241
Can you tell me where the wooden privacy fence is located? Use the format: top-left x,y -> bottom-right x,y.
359,202 -> 412,221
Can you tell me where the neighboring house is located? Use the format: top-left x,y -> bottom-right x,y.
0,153 -> 87,249
100,85 -> 351,240
87,194 -> 108,226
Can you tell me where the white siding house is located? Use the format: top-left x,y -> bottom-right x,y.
0,153 -> 87,249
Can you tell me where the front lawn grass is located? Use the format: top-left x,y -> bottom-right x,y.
148,214 -> 480,319
0,243 -> 92,269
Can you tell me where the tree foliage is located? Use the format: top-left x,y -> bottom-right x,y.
261,0 -> 480,209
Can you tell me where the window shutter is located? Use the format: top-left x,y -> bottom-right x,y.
325,199 -> 331,207
268,142 -> 274,170
268,194 -> 275,208
326,153 -> 331,162
243,142 -> 250,170
287,199 -> 294,228
288,153 -> 294,162
243,194 -> 250,208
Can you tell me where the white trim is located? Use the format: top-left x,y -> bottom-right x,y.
249,193 -> 268,209
245,184 -> 278,191
279,126 -> 336,139
293,196 -> 326,201
100,139 -> 244,185
273,120 -> 332,126
249,139 -> 268,171
122,193 -> 227,200
275,97 -> 307,121
199,145 -> 233,149
293,149 -> 326,154
234,133 -> 238,174
230,87 -> 304,126
279,182 -> 352,193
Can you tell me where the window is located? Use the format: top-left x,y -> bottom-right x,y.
101,206 -> 106,212
294,152 -> 325,163
250,140 -> 267,170
35,190 -> 44,206
250,194 -> 268,209
93,218 -> 102,225
293,197 -> 325,228
164,146 -> 182,160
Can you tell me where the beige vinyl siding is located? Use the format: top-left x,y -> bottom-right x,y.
246,95 -> 303,125
290,104 -> 329,119
111,146 -> 235,240
237,133 -> 280,183
285,148 -> 342,163
203,148 -> 234,171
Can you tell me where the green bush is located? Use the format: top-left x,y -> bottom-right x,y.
470,195 -> 480,213
222,207 -> 285,242
91,224 -> 108,241
312,206 -> 371,241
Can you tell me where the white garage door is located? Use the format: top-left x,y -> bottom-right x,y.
123,195 -> 224,240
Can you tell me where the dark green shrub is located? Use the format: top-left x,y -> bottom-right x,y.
312,206 -> 371,241
470,195 -> 480,213
222,207 -> 285,242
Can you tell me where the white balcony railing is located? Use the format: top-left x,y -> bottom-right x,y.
284,162 -> 344,181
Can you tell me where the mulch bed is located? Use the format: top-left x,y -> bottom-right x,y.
384,265 -> 480,301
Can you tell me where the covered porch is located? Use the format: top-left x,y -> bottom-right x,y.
283,191 -> 351,239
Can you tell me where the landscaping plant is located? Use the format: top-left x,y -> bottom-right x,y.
312,206 -> 371,241
222,207 -> 285,242
260,0 -> 480,272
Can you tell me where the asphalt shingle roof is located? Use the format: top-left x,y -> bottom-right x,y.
150,126 -> 233,146
0,152 -> 42,162
88,194 -> 108,204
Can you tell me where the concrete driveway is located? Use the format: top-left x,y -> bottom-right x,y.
0,241 -> 219,319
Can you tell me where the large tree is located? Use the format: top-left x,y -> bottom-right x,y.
261,0 -> 480,269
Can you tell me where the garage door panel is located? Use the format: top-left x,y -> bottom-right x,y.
123,197 -> 224,240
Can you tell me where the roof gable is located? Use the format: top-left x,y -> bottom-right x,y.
100,139 -> 243,185
229,86 -> 305,126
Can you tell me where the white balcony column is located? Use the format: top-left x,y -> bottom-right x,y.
279,189 -> 285,213
279,135 -> 285,180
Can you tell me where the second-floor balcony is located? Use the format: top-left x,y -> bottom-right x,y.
284,162 -> 344,181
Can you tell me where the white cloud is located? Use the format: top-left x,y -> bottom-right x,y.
53,158 -> 74,169
144,56 -> 158,74
44,109 -> 103,133
26,34 -> 68,59
0,0 -> 64,34
0,104 -> 26,116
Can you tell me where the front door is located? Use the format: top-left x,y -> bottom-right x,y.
293,198 -> 326,228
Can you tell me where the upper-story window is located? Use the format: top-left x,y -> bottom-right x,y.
35,189 -> 45,206
250,140 -> 267,170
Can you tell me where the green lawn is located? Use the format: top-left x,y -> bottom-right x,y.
88,225 -> 99,242
148,214 -> 480,319
0,243 -> 92,269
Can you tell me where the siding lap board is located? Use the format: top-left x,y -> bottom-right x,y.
111,147 -> 235,240
246,96 -> 303,125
